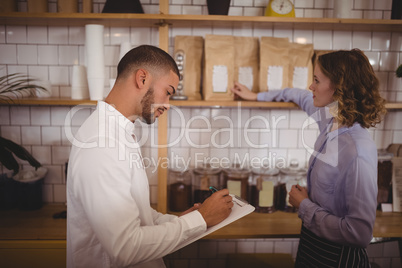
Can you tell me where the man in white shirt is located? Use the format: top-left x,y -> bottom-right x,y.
66,45 -> 233,268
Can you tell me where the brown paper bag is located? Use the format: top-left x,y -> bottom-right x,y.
174,36 -> 204,100
259,37 -> 290,92
27,0 -> 48,12
82,0 -> 92,13
58,0 -> 78,13
203,34 -> 235,101
288,43 -> 314,89
234,36 -> 259,93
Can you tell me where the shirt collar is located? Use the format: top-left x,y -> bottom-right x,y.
326,118 -> 352,141
97,101 -> 136,136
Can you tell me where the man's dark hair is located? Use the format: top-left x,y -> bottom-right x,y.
117,45 -> 180,80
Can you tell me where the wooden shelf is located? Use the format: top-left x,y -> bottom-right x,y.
170,100 -> 298,108
205,210 -> 402,239
1,98 -> 402,110
0,97 -> 97,106
164,15 -> 402,32
0,13 -> 401,32
1,204 -> 401,240
0,12 -> 163,27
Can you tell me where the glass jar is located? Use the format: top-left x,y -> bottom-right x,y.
222,164 -> 250,201
278,161 -> 307,212
168,169 -> 192,212
193,165 -> 221,203
250,167 -> 279,213
377,150 -> 393,208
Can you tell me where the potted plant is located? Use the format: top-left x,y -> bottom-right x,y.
0,73 -> 48,210
0,136 -> 48,210
207,0 -> 231,15
396,64 -> 402,78
0,72 -> 47,101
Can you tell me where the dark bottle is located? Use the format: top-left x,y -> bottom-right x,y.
377,150 -> 393,209
193,164 -> 221,204
168,169 -> 192,212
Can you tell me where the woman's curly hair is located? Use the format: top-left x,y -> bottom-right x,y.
317,49 -> 387,128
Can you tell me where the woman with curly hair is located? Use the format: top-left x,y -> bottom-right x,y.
231,49 -> 386,268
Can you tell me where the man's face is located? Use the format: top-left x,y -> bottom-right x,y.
140,70 -> 179,124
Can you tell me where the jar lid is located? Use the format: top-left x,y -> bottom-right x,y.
280,159 -> 307,176
168,168 -> 190,175
280,167 -> 308,176
222,163 -> 250,178
378,149 -> 393,162
193,166 -> 221,175
252,167 -> 279,176
193,162 -> 221,175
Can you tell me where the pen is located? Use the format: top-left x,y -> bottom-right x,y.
209,186 -> 248,207
209,186 -> 219,193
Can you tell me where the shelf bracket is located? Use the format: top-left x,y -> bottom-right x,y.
154,19 -> 172,27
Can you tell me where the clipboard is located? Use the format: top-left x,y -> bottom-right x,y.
173,194 -> 255,252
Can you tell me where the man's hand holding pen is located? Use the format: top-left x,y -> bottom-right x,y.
179,186 -> 233,228
288,184 -> 309,209
197,189 -> 233,228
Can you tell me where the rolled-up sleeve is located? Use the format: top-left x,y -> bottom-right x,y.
257,88 -> 317,117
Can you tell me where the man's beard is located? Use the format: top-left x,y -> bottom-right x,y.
140,87 -> 155,125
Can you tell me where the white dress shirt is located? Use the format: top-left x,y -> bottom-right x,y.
67,102 -> 206,267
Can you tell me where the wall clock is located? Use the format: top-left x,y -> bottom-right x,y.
265,0 -> 295,17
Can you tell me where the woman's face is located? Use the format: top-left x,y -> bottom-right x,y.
309,64 -> 335,107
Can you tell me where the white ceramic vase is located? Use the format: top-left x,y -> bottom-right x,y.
85,24 -> 105,101
333,0 -> 353,18
71,65 -> 89,100
119,42 -> 132,61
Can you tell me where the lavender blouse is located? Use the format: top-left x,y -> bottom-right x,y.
258,88 -> 378,248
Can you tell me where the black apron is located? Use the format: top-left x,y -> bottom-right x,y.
295,225 -> 370,268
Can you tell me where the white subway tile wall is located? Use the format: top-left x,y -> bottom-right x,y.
1,1 -> 401,267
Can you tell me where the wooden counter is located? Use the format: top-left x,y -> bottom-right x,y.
1,204 -> 402,240
0,204 -> 66,240
207,210 -> 402,239
206,210 -> 301,239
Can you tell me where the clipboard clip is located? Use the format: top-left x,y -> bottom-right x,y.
229,194 -> 248,207
209,186 -> 249,207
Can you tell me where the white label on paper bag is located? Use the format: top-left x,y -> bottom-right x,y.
267,66 -> 283,90
293,66 -> 308,89
212,65 -> 228,93
238,66 -> 253,90
259,181 -> 274,207
227,180 -> 241,197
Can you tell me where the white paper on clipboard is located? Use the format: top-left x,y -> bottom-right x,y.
173,195 -> 255,252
